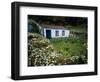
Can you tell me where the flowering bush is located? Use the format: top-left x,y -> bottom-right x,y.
28,33 -> 62,66
28,33 -> 87,66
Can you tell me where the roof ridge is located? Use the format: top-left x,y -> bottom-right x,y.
40,24 -> 68,29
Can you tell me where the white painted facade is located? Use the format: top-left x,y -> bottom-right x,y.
43,28 -> 70,38
28,20 -> 70,38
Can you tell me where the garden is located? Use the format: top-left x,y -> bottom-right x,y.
50,34 -> 87,64
28,15 -> 88,66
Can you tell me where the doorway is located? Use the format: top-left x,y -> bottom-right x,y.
46,30 -> 51,39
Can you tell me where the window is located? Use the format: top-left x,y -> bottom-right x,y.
55,31 -> 59,36
62,30 -> 65,36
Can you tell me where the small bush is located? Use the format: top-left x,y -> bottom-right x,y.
28,33 -> 62,66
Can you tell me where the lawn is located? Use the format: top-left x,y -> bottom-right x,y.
50,35 -> 87,64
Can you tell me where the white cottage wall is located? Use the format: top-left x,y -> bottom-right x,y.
65,30 -> 70,37
43,28 -> 47,37
51,29 -> 62,38
51,29 -> 70,38
51,29 -> 56,38
43,28 -> 70,38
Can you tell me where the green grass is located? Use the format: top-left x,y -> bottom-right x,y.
50,36 -> 87,63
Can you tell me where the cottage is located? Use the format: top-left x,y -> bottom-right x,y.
41,24 -> 70,39
28,19 -> 70,39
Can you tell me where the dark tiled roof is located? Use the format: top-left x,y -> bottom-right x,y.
41,24 -> 67,29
